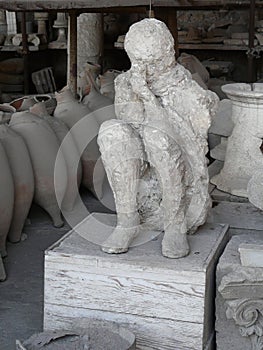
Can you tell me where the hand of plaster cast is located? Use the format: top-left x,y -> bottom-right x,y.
130,64 -> 158,105
114,73 -> 145,125
129,65 -> 167,125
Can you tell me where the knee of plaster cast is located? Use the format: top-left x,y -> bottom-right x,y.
98,119 -> 143,157
143,126 -> 172,152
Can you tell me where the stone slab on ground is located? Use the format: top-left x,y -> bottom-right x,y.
44,214 -> 229,350
208,160 -> 224,179
208,133 -> 221,150
208,202 -> 263,230
210,137 -> 227,161
216,233 -> 263,350
209,99 -> 233,137
210,188 -> 248,203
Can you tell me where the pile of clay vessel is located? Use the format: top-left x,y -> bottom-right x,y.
178,10 -> 257,47
0,62 -> 116,281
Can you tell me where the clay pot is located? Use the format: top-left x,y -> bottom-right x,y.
34,94 -> 52,103
81,66 -> 115,125
178,53 -> 209,84
30,102 -> 82,211
0,141 -> 14,257
98,70 -> 121,101
0,104 -> 16,113
0,125 -> 34,243
9,111 -> 67,227
78,62 -> 101,98
54,86 -> 105,199
54,87 -> 92,127
82,87 -> 115,125
0,104 -> 16,124
34,94 -> 57,115
10,96 -> 35,111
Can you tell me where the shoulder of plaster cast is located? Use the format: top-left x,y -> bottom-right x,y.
114,70 -> 130,88
174,63 -> 192,83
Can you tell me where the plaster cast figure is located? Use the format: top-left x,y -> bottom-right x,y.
98,19 -> 219,258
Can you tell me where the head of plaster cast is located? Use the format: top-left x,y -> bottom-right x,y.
124,18 -> 176,80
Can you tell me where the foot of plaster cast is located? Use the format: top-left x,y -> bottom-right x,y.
0,248 -> 7,259
162,231 -> 190,259
52,217 -> 64,228
187,226 -> 198,235
102,226 -> 140,254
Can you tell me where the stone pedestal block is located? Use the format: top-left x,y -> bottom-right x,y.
44,213 -> 229,350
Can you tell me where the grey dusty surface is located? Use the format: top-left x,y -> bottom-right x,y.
0,190 -> 112,350
1,190 -> 262,349
22,328 -> 133,350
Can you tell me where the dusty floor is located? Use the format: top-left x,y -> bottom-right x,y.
0,191 -> 110,350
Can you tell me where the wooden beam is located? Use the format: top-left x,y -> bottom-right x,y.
167,8 -> 179,58
21,12 -> 30,95
68,11 -> 78,97
0,0 -> 260,12
248,0 -> 256,82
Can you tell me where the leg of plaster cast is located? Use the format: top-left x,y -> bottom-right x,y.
143,126 -> 189,259
98,120 -> 145,253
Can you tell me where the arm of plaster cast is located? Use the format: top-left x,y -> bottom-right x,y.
129,64 -> 166,124
175,64 -> 219,153
114,73 -> 145,125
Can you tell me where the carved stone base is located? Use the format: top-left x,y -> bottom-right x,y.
216,233 -> 263,350
44,214 -> 229,350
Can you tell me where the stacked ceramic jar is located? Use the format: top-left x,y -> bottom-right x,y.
0,60 -> 120,280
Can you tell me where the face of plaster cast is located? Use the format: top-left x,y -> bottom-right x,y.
124,18 -> 176,80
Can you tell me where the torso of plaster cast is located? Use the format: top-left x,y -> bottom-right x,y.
98,18 -> 219,259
